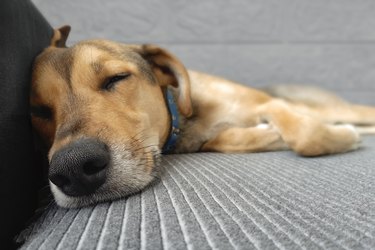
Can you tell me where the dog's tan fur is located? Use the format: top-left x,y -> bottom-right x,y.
31,26 -> 375,207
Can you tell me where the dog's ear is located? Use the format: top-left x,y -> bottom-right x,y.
50,25 -> 71,48
139,44 -> 193,117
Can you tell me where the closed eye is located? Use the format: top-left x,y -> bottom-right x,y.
30,105 -> 53,120
102,73 -> 131,91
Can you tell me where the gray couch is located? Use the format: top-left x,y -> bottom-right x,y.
20,0 -> 375,249
20,145 -> 375,249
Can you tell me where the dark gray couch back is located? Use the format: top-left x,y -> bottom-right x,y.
0,0 -> 52,248
33,0 -> 375,104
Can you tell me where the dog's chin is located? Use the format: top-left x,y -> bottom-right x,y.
50,145 -> 160,208
50,181 -> 151,208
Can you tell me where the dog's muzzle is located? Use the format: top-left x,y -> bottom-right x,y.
49,138 -> 110,197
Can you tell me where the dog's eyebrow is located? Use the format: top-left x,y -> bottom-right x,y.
83,42 -> 120,58
90,62 -> 103,74
83,42 -> 156,83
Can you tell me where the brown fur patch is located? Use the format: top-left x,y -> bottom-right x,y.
49,49 -> 74,86
90,61 -> 103,75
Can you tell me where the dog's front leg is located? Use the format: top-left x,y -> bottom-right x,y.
256,100 -> 360,156
200,125 -> 288,153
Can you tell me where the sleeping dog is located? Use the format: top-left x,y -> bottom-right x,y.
30,26 -> 375,207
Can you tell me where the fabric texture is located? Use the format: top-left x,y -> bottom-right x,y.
0,0 -> 52,248
20,1 -> 375,249
33,0 -> 375,105
20,137 -> 375,249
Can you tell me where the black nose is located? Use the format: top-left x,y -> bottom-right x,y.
49,138 -> 110,197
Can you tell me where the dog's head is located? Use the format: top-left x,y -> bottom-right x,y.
30,26 -> 192,207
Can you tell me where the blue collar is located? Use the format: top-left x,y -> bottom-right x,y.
162,89 -> 180,154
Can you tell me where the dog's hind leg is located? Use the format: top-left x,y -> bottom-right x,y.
263,84 -> 375,126
311,103 -> 375,126
353,125 -> 375,135
343,104 -> 375,126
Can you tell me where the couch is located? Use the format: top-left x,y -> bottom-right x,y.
20,145 -> 375,249
7,0 -> 375,249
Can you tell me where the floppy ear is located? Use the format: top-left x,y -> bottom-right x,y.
50,25 -> 71,47
140,44 -> 193,117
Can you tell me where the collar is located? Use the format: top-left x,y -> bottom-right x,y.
162,89 -> 180,154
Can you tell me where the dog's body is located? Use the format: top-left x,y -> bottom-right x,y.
30,26 -> 375,207
171,71 -> 375,155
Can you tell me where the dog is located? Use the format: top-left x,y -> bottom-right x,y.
30,26 -> 375,208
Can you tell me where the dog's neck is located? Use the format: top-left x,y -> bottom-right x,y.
161,88 -> 180,154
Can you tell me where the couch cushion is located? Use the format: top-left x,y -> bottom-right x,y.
20,136 -> 375,249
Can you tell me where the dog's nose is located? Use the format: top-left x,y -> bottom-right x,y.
49,138 -> 110,197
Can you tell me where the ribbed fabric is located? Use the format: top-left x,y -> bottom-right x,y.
20,137 -> 375,250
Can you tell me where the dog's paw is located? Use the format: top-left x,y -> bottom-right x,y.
295,123 -> 361,156
335,124 -> 361,151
